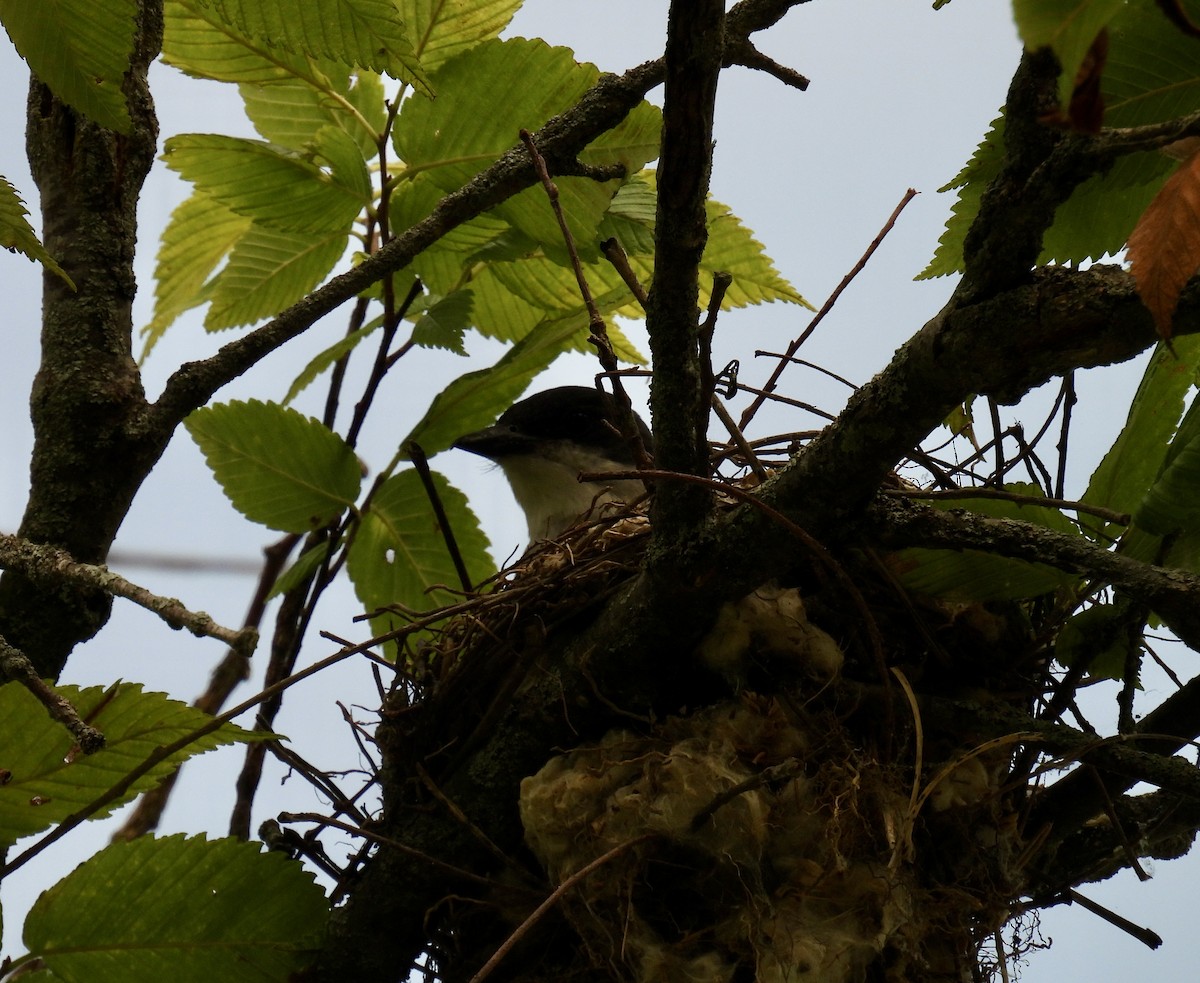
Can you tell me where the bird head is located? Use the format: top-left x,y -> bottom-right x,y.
453,386 -> 650,541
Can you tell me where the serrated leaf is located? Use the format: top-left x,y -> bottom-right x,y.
0,0 -> 136,131
1011,0 -> 1126,110
347,469 -> 491,640
283,320 -> 384,404
0,683 -> 258,850
314,124 -> 374,200
919,112 -> 1004,279
186,399 -> 362,532
1054,603 -> 1138,681
1083,338 -> 1200,535
141,191 -> 252,354
1038,152 -> 1174,265
394,37 -> 660,257
623,177 -> 809,309
887,484 -> 1081,601
163,134 -> 368,233
0,176 -> 73,288
925,1 -> 1200,276
404,319 -> 589,456
267,541 -> 331,599
1128,149 -> 1200,341
1135,392 -> 1200,535
23,834 -> 327,983
412,289 -> 473,353
205,224 -> 349,330
240,72 -> 386,159
191,0 -> 429,90
398,0 -> 521,72
164,0 -> 318,82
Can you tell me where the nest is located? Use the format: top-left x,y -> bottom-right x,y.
389,494 -> 1035,982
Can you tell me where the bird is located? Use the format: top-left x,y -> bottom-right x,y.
453,386 -> 651,542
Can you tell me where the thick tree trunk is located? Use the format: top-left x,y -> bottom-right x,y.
0,2 -> 163,678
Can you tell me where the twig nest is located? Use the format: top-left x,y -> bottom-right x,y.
928,755 -> 994,813
697,583 -> 844,683
519,695 -> 916,982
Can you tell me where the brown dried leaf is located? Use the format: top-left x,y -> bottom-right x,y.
1128,148 -> 1200,341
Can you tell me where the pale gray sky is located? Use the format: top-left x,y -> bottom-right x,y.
1,3 -> 1194,979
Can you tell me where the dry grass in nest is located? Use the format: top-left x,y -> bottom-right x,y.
376,479 -> 1037,980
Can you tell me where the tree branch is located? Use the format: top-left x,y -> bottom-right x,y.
646,0 -> 726,542
865,498 -> 1200,651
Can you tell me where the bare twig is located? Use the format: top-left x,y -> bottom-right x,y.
279,811 -> 522,891
884,486 -> 1130,526
0,637 -> 374,882
468,835 -> 656,983
600,236 -> 649,305
711,396 -> 769,481
0,635 -> 105,753
1065,888 -> 1163,949
726,39 -> 810,89
0,532 -> 256,653
406,441 -> 473,591
740,188 -> 918,431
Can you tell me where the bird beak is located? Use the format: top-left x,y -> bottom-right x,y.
452,423 -> 534,461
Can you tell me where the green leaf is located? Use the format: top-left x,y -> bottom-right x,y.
412,290 -> 474,354
1135,391 -> 1200,536
347,469 -> 491,640
1038,153 -> 1175,265
1083,337 -> 1200,535
925,2 -> 1200,276
314,124 -> 374,201
918,112 -> 1004,280
1105,4 -> 1200,128
404,318 -> 590,456
23,835 -> 327,983
267,541 -> 331,599
186,399 -> 362,532
190,0 -> 429,90
398,0 -> 521,72
1011,0 -> 1126,109
0,176 -> 74,288
1054,603 -> 1138,682
205,224 -> 349,330
698,194 -> 811,308
141,191 -> 252,354
282,320 -> 384,404
887,484 -> 1081,601
0,0 -> 135,131
240,73 -> 386,159
0,683 -> 257,850
164,0 -> 319,82
394,37 -> 660,257
163,134 -> 368,233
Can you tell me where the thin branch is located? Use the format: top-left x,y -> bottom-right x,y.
0,532 -> 255,653
868,497 -> 1200,650
0,635 -> 105,753
646,0 -> 726,537
467,835 -> 656,983
279,812 -> 518,891
405,441 -> 473,591
520,131 -> 646,465
726,38 -> 810,89
1065,888 -> 1163,949
740,187 -> 917,430
0,637 -> 374,882
884,486 -> 1130,526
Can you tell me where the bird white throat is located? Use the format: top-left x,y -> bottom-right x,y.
452,386 -> 650,542
494,442 -> 645,541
